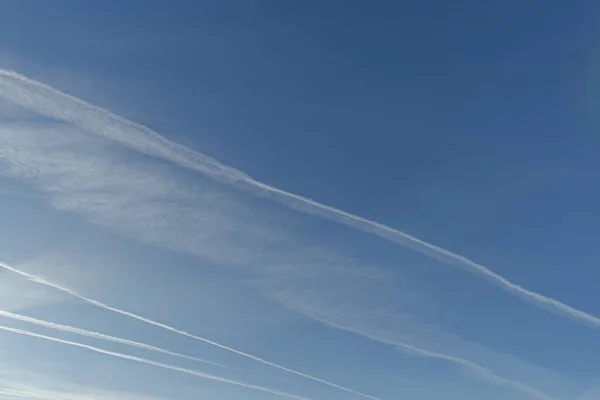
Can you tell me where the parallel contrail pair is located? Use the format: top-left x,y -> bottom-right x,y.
0,262 -> 382,400
0,309 -> 224,368
0,325 -> 312,400
0,68 -> 598,332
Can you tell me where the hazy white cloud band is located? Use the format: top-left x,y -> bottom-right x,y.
0,69 -> 597,333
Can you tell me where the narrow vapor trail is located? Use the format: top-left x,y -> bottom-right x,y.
0,69 -> 598,331
292,307 -> 556,400
0,262 -> 383,400
0,325 -> 313,400
0,309 -> 225,368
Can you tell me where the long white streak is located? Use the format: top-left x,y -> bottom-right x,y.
0,69 -> 251,183
0,325 -> 313,400
0,262 -> 383,400
0,309 -> 226,368
292,307 -> 556,400
0,69 -> 597,331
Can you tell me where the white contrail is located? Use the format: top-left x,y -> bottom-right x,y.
0,309 -> 225,368
0,325 -> 314,400
0,262 -> 383,400
0,69 -> 597,331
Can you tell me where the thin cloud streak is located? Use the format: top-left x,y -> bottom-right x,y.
288,305 -> 556,400
0,309 -> 226,368
0,325 -> 313,400
0,262 -> 383,400
0,69 -> 598,332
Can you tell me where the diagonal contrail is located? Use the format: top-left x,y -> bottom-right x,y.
0,69 -> 597,332
0,262 -> 383,400
291,307 -> 557,400
0,309 -> 225,368
0,324 -> 315,400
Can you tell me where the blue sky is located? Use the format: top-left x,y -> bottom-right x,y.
1,1 -> 600,399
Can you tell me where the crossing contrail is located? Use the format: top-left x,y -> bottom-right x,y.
0,68 -> 597,332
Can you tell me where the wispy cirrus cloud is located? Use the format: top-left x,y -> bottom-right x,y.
0,126 -> 568,400
0,71 -> 579,399
1,68 -> 599,333
575,385 -> 600,400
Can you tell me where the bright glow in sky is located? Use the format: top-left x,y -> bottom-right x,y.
2,2 -> 600,400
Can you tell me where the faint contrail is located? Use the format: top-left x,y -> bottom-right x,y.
0,69 -> 597,331
0,262 -> 383,400
292,307 -> 556,400
0,325 -> 313,400
0,309 -> 225,368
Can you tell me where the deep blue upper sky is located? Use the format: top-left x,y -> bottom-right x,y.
2,2 -> 600,400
